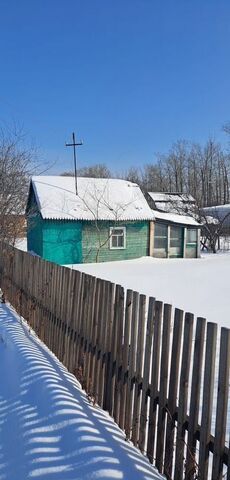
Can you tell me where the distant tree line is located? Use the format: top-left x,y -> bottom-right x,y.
62,137 -> 230,209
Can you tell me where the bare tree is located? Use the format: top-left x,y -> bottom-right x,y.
200,212 -> 230,253
79,182 -> 136,262
61,163 -> 111,178
159,193 -> 230,254
0,126 -> 36,245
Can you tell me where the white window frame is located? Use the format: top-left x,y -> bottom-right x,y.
109,226 -> 126,250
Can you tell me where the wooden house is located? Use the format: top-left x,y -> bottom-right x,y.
26,176 -> 155,264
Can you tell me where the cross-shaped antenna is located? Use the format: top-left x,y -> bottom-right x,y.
65,132 -> 83,195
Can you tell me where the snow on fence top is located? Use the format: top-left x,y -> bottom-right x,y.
31,176 -> 156,221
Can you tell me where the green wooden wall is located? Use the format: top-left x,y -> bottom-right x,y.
28,218 -> 150,264
28,217 -> 83,265
43,221 -> 82,265
82,221 -> 149,263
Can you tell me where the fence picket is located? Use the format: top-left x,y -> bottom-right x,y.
185,317 -> 206,480
147,300 -> 163,463
118,289 -> 133,430
164,308 -> 184,479
139,297 -> 155,453
199,322 -> 217,480
131,294 -> 147,447
155,303 -> 172,472
212,328 -> 230,480
124,291 -> 139,439
175,312 -> 194,480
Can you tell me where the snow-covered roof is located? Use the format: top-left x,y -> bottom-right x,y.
202,204 -> 230,225
30,176 -> 155,221
203,204 -> 230,212
148,192 -> 195,203
148,192 -> 196,215
153,209 -> 200,226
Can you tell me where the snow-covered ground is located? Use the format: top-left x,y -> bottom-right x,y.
68,253 -> 230,328
0,303 -> 163,480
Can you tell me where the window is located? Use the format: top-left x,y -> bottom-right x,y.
109,227 -> 126,249
154,223 -> 168,249
186,228 -> 197,244
186,228 -> 197,258
169,226 -> 183,258
170,226 -> 183,248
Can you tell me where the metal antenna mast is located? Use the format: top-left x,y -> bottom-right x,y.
65,132 -> 83,195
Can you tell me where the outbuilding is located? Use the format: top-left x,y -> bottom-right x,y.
147,192 -> 201,258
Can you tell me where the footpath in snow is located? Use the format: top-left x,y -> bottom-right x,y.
0,304 -> 163,480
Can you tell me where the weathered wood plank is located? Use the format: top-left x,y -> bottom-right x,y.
106,284 -> 122,416
185,317 -> 206,480
175,312 -> 194,480
147,300 -> 163,464
212,327 -> 230,480
131,294 -> 147,447
139,297 -> 155,453
113,285 -> 125,423
199,322 -> 217,480
155,303 -> 172,473
124,291 -> 139,438
164,308 -> 184,479
118,289 -> 133,431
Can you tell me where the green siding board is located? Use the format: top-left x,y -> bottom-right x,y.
82,221 -> 149,263
43,221 -> 82,265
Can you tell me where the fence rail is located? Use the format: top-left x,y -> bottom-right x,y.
0,244 -> 229,480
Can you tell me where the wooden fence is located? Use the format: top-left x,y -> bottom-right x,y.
0,244 -> 229,480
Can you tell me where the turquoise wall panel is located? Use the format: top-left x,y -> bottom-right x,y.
82,221 -> 149,263
43,221 -> 82,265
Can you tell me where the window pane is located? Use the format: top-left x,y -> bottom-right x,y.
112,236 -> 117,248
187,229 -> 197,243
154,237 -> 167,249
118,236 -> 124,247
170,239 -> 180,247
170,226 -> 183,241
170,226 -> 183,253
155,223 -> 168,237
114,229 -> 124,235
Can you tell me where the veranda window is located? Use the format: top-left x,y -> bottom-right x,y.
186,228 -> 197,258
154,223 -> 168,257
109,227 -> 126,249
154,223 -> 168,249
169,226 -> 183,257
186,228 -> 197,244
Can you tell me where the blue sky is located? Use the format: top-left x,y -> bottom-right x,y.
0,0 -> 230,173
